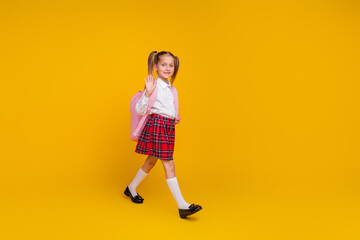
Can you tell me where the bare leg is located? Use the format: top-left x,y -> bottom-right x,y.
127,156 -> 157,197
160,159 -> 176,179
161,159 -> 190,209
141,155 -> 158,173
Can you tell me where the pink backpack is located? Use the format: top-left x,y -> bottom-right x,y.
130,83 -> 180,141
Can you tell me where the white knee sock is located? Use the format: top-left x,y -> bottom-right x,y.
166,177 -> 191,209
128,167 -> 148,196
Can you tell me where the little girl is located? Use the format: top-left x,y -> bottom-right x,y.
124,51 -> 202,219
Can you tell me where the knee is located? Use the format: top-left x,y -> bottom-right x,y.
164,160 -> 175,172
146,160 -> 156,168
145,156 -> 157,168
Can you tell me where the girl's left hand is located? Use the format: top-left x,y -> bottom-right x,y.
175,117 -> 181,124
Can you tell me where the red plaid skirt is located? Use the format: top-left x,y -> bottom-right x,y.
135,113 -> 176,160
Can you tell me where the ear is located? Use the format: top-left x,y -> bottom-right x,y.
154,64 -> 158,71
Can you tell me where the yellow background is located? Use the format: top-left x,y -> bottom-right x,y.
1,0 -> 359,239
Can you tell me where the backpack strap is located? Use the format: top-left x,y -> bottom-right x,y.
133,83 -> 158,137
146,83 -> 158,114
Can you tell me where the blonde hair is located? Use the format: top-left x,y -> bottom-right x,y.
147,51 -> 179,84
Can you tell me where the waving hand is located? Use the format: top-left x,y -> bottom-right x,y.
144,75 -> 156,98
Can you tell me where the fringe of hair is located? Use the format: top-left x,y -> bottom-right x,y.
147,51 -> 180,84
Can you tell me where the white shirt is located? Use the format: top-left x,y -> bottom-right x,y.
135,77 -> 176,119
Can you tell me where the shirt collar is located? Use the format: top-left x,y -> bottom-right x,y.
156,77 -> 171,89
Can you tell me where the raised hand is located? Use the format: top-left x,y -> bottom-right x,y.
144,75 -> 157,98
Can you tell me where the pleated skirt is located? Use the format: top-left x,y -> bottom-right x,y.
135,113 -> 175,160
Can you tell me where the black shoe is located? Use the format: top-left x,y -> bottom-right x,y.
179,203 -> 202,219
124,186 -> 144,204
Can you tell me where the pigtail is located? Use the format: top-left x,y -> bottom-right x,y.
148,51 -> 157,76
171,56 -> 180,84
148,50 -> 179,85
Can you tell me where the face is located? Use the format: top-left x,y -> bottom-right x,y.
154,55 -> 175,81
